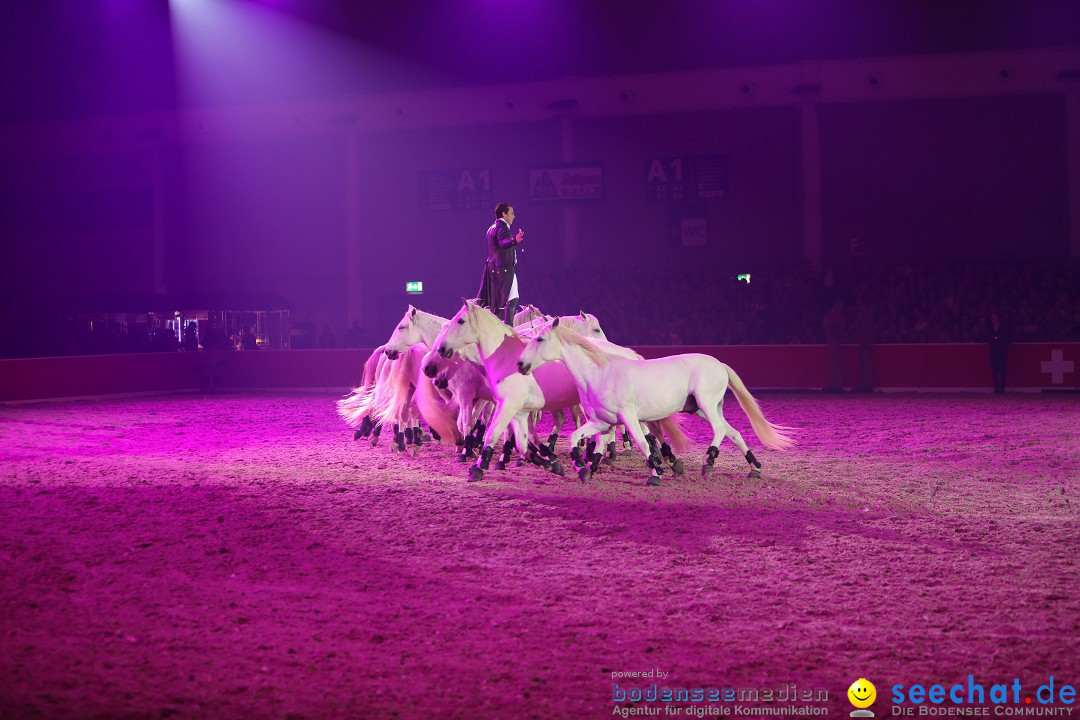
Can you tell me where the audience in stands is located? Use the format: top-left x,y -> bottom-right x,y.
1,258 -> 1077,358
526,258 -> 1080,347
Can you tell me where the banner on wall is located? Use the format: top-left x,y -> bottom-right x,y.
421,168 -> 492,211
645,155 -> 728,201
527,164 -> 603,202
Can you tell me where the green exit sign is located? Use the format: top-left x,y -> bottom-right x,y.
406,281 -> 424,294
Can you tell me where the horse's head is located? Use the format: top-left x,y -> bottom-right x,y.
512,304 -> 544,328
421,344 -> 443,379
434,301 -> 481,360
384,306 -> 422,360
517,317 -> 563,375
579,310 -> 608,342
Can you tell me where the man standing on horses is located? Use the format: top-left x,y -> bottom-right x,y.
477,202 -> 524,324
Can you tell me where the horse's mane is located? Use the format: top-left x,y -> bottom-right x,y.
414,308 -> 448,325
552,324 -> 610,367
467,302 -> 523,341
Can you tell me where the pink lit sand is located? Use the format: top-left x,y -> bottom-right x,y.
0,391 -> 1077,719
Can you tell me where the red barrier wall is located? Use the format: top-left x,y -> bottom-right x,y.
1,344 -> 1076,402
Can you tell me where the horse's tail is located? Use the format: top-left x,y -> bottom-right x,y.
655,415 -> 691,454
413,366 -> 460,443
374,348 -> 417,425
337,385 -> 375,428
725,365 -> 795,451
360,346 -> 385,389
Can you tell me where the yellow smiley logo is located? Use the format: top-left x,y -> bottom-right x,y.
848,678 -> 876,708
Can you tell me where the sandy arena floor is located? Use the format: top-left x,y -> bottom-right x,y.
0,391 -> 1077,720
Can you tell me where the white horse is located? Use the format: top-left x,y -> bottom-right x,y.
516,318 -> 794,485
513,310 -> 607,343
512,304 -> 546,327
426,300 -> 588,481
382,306 -> 493,457
338,309 -> 459,452
337,344 -> 393,445
418,306 -> 597,468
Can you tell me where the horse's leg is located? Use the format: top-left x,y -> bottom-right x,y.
715,398 -> 760,478
513,414 -> 564,475
567,420 -> 612,482
447,378 -> 474,461
600,427 -> 618,464
495,424 -> 515,471
469,401 -> 518,482
545,408 -> 565,455
461,407 -> 488,462
646,420 -> 684,476
619,413 -> 664,486
410,417 -> 423,454
641,422 -> 666,474
521,413 -> 562,475
698,395 -> 761,478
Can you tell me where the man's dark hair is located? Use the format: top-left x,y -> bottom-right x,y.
494,202 -> 512,220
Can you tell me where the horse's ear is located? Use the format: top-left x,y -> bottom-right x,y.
580,310 -> 587,319
410,306 -> 416,317
552,316 -> 560,328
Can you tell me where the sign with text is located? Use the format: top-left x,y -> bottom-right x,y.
667,203 -> 709,247
528,164 -> 603,203
421,169 -> 492,212
645,155 -> 728,201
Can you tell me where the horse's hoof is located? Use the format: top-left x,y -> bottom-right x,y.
353,430 -> 363,441
672,460 -> 685,476
578,468 -> 591,483
369,437 -> 380,447
601,455 -> 615,465
701,464 -> 715,476
468,466 -> 484,482
424,432 -> 435,443
455,454 -> 468,463
747,468 -> 762,479
495,461 -> 506,471
645,476 -> 662,487
550,461 -> 565,477
409,445 -> 419,457
516,457 -> 527,467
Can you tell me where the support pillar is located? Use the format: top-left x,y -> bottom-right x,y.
1068,91 -> 1080,258
561,115 -> 578,266
801,102 -> 823,272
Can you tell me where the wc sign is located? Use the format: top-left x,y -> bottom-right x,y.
681,217 -> 707,246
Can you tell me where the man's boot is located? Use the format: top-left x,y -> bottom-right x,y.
503,297 -> 520,325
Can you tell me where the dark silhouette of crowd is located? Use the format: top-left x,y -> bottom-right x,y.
1,258 -> 1077,359
525,258 -> 1080,347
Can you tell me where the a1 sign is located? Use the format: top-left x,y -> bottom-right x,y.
422,169 -> 492,211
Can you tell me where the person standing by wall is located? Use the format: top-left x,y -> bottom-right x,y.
987,310 -> 1010,393
822,299 -> 846,393
476,202 -> 524,324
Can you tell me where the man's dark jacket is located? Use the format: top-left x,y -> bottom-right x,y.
476,219 -> 518,311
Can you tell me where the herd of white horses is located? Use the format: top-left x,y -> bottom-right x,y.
338,301 -> 794,485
